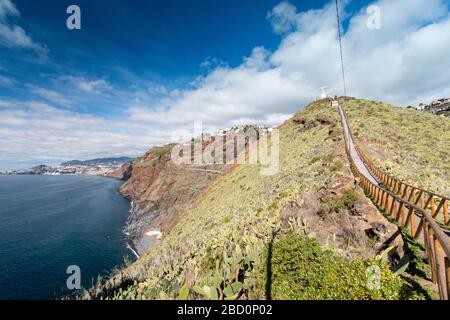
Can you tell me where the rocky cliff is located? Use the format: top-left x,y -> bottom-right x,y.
107,162 -> 133,180
84,98 -> 437,300
118,144 -> 233,254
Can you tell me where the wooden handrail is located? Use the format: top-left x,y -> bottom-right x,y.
350,162 -> 450,300
337,101 -> 450,300
339,106 -> 449,226
354,144 -> 449,225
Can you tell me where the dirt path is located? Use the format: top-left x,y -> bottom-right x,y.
184,167 -> 223,174
337,103 -> 379,185
338,101 -> 450,238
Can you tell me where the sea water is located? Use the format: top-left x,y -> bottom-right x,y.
0,175 -> 133,300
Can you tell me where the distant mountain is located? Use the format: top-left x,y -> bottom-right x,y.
60,157 -> 134,166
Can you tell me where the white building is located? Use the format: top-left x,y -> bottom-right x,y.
320,87 -> 328,99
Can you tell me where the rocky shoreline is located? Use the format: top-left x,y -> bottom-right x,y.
122,199 -> 162,257
111,128 -> 265,258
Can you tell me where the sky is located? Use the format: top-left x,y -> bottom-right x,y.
0,0 -> 449,170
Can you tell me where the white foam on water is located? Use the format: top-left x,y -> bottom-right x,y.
127,243 -> 140,259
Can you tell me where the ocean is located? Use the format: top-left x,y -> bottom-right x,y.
0,175 -> 133,300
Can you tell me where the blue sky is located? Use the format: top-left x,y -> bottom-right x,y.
2,0 -> 355,115
1,0 -> 450,170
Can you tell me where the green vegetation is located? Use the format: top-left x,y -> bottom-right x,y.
318,189 -> 360,219
331,160 -> 344,172
191,244 -> 255,300
134,143 -> 175,166
309,156 -> 321,164
251,234 -> 405,300
398,229 -> 437,300
85,98 -> 436,300
363,194 -> 436,300
343,98 -> 450,197
87,99 -> 354,300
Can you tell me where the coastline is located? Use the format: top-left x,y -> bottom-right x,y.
0,174 -> 132,299
126,242 -> 140,259
5,163 -> 160,258
1,173 -> 143,259
100,171 -> 149,259
121,197 -> 163,258
123,200 -> 141,259
0,172 -> 155,259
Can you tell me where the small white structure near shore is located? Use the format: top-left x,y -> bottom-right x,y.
145,230 -> 163,240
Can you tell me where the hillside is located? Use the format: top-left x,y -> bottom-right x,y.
61,157 -> 134,166
344,99 -> 450,198
119,144 -> 231,254
83,98 -> 442,300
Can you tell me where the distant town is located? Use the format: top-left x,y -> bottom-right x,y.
1,125 -> 275,176
1,157 -> 134,176
407,97 -> 450,116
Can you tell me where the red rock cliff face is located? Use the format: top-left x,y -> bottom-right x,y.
120,128 -> 265,253
119,144 -> 230,252
119,145 -> 175,202
107,162 -> 132,180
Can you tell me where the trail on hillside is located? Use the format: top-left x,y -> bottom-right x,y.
337,103 -> 378,185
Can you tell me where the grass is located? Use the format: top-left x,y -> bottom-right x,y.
342,98 -> 450,197
250,234 -> 408,300
331,160 -> 344,172
84,98 -> 436,300
134,143 -> 175,165
361,189 -> 437,300
317,189 -> 360,219
86,99 -> 354,299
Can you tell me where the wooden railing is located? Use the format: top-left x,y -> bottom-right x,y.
354,144 -> 449,226
350,162 -> 450,300
338,102 -> 450,300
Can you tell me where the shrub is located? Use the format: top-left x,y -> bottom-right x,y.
331,160 -> 344,172
251,234 -> 405,300
318,189 -> 359,218
309,156 -> 321,164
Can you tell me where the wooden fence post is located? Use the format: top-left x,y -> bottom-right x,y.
445,257 -> 450,300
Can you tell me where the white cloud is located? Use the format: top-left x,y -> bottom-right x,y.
0,100 -> 169,169
343,0 -> 450,104
243,47 -> 271,69
29,86 -> 72,106
0,0 -> 18,19
130,0 -> 450,132
0,99 -> 13,107
0,0 -> 48,56
61,76 -> 113,95
200,56 -> 227,70
0,74 -> 13,85
2,0 -> 450,169
77,79 -> 112,93
266,1 -> 299,34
